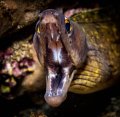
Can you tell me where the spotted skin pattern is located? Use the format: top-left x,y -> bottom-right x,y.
33,8 -> 120,106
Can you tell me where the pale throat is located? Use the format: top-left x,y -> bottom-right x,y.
52,47 -> 62,64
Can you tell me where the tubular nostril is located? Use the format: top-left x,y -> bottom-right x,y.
41,15 -> 57,24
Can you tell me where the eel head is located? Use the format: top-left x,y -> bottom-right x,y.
33,9 -> 87,107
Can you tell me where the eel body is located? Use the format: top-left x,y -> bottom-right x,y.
33,9 -> 120,107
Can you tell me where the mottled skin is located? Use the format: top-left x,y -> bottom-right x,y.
33,9 -> 120,107
69,9 -> 120,93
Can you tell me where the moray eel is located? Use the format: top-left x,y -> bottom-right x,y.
33,9 -> 120,107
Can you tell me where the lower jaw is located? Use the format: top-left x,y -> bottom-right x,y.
44,91 -> 67,107
44,69 -> 77,107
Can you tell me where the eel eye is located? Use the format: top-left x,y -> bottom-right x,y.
65,17 -> 72,33
37,27 -> 40,33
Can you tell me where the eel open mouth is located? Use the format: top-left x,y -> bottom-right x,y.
44,66 -> 76,107
33,9 -> 83,107
36,10 -> 77,107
